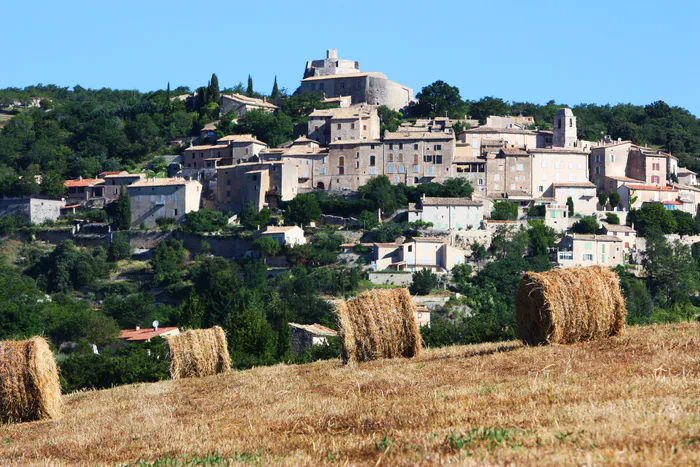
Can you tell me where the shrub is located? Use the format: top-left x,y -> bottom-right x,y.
410,269 -> 438,295
605,213 -> 620,225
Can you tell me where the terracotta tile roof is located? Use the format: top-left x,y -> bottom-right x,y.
607,175 -> 643,182
64,179 -> 104,188
119,327 -> 179,341
499,147 -> 529,156
329,139 -> 381,145
103,173 -> 143,180
568,234 -> 622,242
460,126 -> 536,135
662,200 -> 682,205
184,144 -> 230,151
600,222 -> 635,232
261,226 -> 301,233
591,140 -> 632,149
412,237 -> 447,244
677,167 -> 696,175
129,177 -> 198,188
528,147 -> 590,155
98,171 -> 126,176
623,183 -> 678,192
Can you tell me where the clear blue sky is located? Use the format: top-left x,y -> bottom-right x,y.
2,0 -> 699,116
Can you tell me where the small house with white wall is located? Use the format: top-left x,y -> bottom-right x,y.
557,234 -> 624,268
259,225 -> 306,246
599,221 -> 637,251
373,237 -> 466,273
408,195 -> 484,230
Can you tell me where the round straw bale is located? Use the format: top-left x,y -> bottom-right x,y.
515,266 -> 627,345
336,288 -> 422,363
165,326 -> 232,379
0,336 -> 62,424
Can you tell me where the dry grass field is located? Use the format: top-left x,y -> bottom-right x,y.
1,323 -> 698,466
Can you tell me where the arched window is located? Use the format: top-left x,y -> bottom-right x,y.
388,153 -> 394,162
397,153 -> 404,162
414,154 -> 419,164
339,156 -> 345,167
338,156 -> 345,175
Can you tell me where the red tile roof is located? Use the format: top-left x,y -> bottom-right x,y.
624,184 -> 677,192
118,327 -> 179,341
64,179 -> 104,188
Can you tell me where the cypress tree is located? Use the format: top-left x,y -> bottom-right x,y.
246,75 -> 254,97
210,73 -> 220,102
271,75 -> 280,99
115,185 -> 132,231
165,82 -> 172,119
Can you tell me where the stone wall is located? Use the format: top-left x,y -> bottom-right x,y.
173,231 -> 253,258
367,271 -> 412,286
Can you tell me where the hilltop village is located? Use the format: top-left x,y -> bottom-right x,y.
1,48 -> 699,392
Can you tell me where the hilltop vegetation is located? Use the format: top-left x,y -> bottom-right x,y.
0,323 -> 697,465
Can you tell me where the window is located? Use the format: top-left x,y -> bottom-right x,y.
595,154 -> 601,163
350,123 -> 355,129
414,144 -> 419,150
393,176 -> 399,183
337,123 -> 341,130
174,209 -> 178,216
538,185 -> 544,192
137,196 -> 141,202
555,161 -> 561,169
584,254 -> 594,261
610,154 -> 615,162
338,156 -> 345,167
363,125 -> 367,130
517,163 -> 524,171
601,244 -> 606,253
355,161 -> 360,169
652,163 -> 660,171
370,167 -> 376,175
494,183 -> 499,190
320,167 -> 326,174
435,144 -> 442,151
559,252 -> 573,260
585,242 -> 592,250
413,165 -> 419,173
388,165 -> 394,174
389,144 -> 394,150
595,167 -> 600,175
542,160 -> 547,168
356,152 -> 360,159
370,155 -> 376,166
150,195 -> 155,202
398,165 -> 404,173
510,183 -> 515,190
569,118 -> 573,127
413,154 -> 419,164
397,154 -> 404,162
472,139 -> 478,148
478,179 -> 483,186
652,175 -> 660,184
399,143 -> 403,150
323,157 -> 328,164
569,162 -> 574,169
494,174 -> 501,181
173,194 -> 178,201
435,155 -> 442,164
388,153 -> 394,162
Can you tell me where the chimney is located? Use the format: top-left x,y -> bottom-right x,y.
135,325 -> 140,331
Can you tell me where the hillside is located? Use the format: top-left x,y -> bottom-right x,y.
1,323 -> 698,465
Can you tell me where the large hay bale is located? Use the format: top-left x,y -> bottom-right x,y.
336,288 -> 422,363
165,326 -> 232,379
515,266 -> 627,345
0,336 -> 62,424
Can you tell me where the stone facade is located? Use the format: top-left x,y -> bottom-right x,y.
219,94 -> 278,118
184,135 -> 268,169
297,50 -> 413,111
528,148 -> 590,198
288,323 -> 338,356
102,174 -> 144,201
551,182 -> 597,216
558,234 -> 624,268
307,105 -> 380,146
315,140 -> 382,191
127,178 -> 202,228
486,148 -> 532,196
553,108 -> 578,148
383,132 -> 456,186
0,197 -> 64,224
216,161 -> 297,212
408,196 -> 484,231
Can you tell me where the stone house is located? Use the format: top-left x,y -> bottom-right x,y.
590,142 -> 674,194
452,146 -> 487,194
457,126 -> 537,159
316,140 -> 383,191
127,177 -> 202,228
677,167 -> 697,186
589,140 -> 633,191
102,173 -> 144,201
551,182 -> 597,216
183,134 -> 268,169
0,197 -> 65,224
219,93 -> 278,118
408,196 -> 484,231
557,234 -> 624,268
64,178 -> 105,205
216,161 -> 297,212
382,131 -> 456,186
258,225 -> 306,246
486,147 -> 532,196
307,104 -> 380,146
617,183 -> 679,210
373,237 -> 466,273
288,323 -> 337,356
528,147 -> 590,198
599,221 -> 637,251
279,137 -> 329,192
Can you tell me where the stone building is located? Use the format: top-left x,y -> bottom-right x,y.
528,147 -> 590,198
64,178 -> 105,205
258,225 -> 306,246
314,140 -> 383,191
216,161 -> 297,212
408,196 -> 484,231
297,49 -> 413,111
486,148 -> 532,196
0,197 -> 65,225
551,182 -> 597,216
553,108 -> 578,148
279,137 -> 329,192
307,104 -> 380,145
127,177 -> 202,228
452,146 -> 487,194
372,237 -> 466,273
557,234 -> 624,268
183,134 -> 268,169
457,127 -> 537,159
101,173 -> 144,201
288,323 -> 338,356
219,93 -> 278,118
382,131 -> 456,186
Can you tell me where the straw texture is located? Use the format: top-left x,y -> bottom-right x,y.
336,288 -> 422,363
515,266 -> 627,345
0,336 -> 62,424
165,326 -> 232,379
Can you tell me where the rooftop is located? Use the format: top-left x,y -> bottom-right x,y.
301,72 -> 385,82
288,323 -> 338,336
103,173 -> 144,180
552,182 -> 596,188
460,127 -> 535,135
623,183 -> 678,192
383,131 -> 454,141
567,234 -> 622,242
421,197 -> 483,207
185,144 -> 230,151
600,222 -> 636,233
261,226 -> 302,234
221,93 -> 278,110
216,134 -> 267,145
65,178 -> 104,188
129,177 -> 198,188
118,327 -> 179,342
528,147 -> 590,155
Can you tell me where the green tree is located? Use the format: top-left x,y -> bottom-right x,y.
40,171 -> 67,199
233,109 -> 293,147
609,192 -> 621,209
491,201 -> 518,220
412,80 -> 466,118
598,192 -> 608,209
150,238 -> 186,285
605,213 -> 620,225
114,185 -> 131,231
358,175 -> 406,216
209,73 -> 220,103
377,105 -> 401,136
570,217 -> 599,234
240,202 -> 271,230
468,96 -> 511,122
271,76 -> 280,99
109,232 -> 132,261
358,210 -> 379,230
643,229 -> 697,303
253,236 -> 281,264
375,221 -> 403,243
620,275 -> 653,325
628,203 -> 677,235
566,196 -> 574,216
179,291 -> 204,330
284,194 -> 321,226
181,209 -> 228,234
246,75 -> 254,97
410,269 -> 439,295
